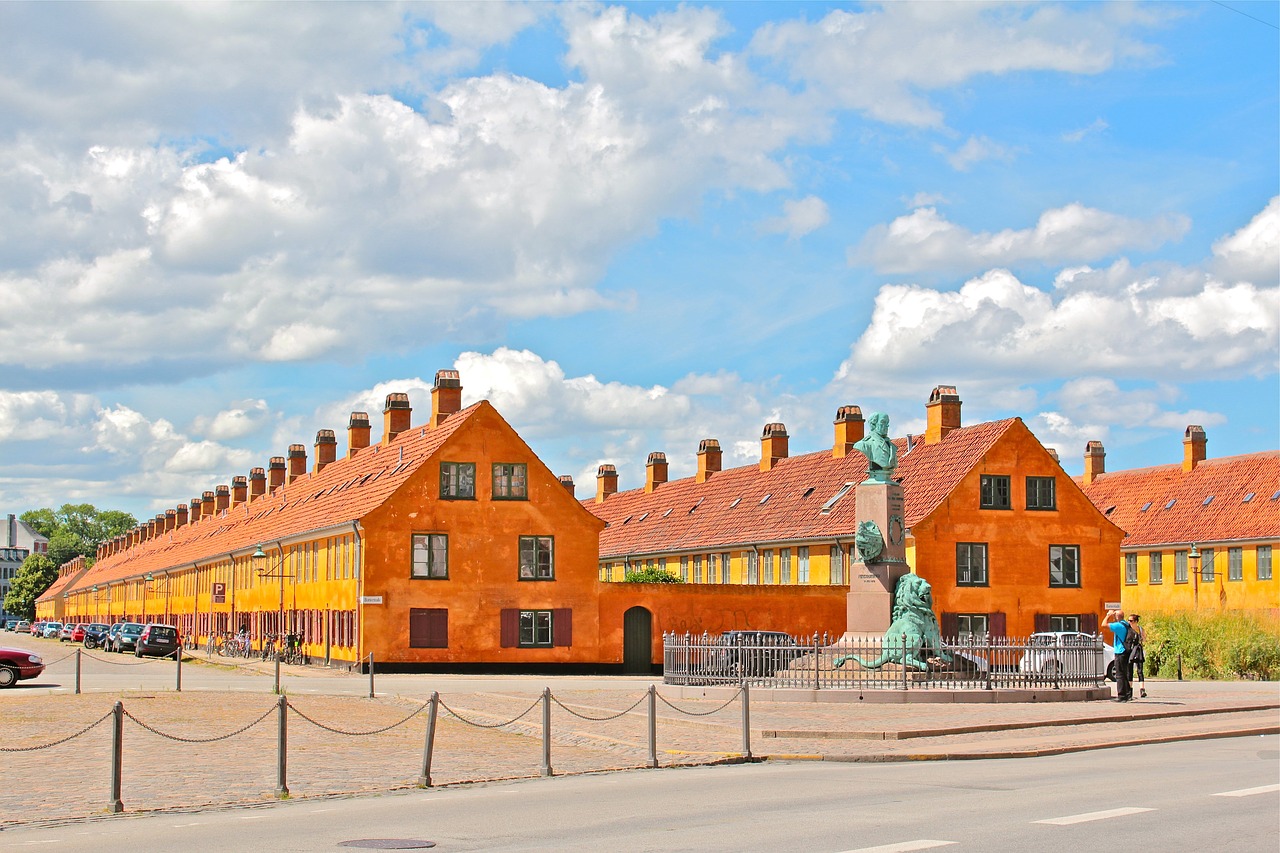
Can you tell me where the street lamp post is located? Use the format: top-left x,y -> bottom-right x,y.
1189,544 -> 1201,609
252,545 -> 294,694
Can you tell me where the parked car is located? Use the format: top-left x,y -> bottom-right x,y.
105,622 -> 125,650
703,630 -> 807,678
0,646 -> 44,688
4,620 -> 16,631
135,624 -> 181,658
58,623 -> 78,641
82,623 -> 111,650
1018,631 -> 1114,679
111,622 -> 145,653
41,621 -> 63,639
15,620 -> 31,634
29,621 -> 44,636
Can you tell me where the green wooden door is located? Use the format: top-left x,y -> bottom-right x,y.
622,606 -> 652,674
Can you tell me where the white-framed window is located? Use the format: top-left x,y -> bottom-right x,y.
780,548 -> 791,584
1125,553 -> 1138,585
1049,614 -> 1080,632
693,554 -> 703,583
746,551 -> 758,584
679,556 -> 688,582
1258,546 -> 1273,581
1175,550 -> 1188,584
721,553 -> 731,584
956,614 -> 988,640
706,553 -> 717,584
1149,551 -> 1163,584
1201,547 -> 1216,582
798,547 -> 810,583
762,550 -> 774,583
1228,547 -> 1243,581
830,544 -> 844,584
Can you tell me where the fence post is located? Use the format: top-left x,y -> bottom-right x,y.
176,649 -> 182,693
109,701 -> 124,813
813,632 -> 821,690
368,652 -> 375,698
647,684 -> 658,768
418,691 -> 439,788
274,648 -> 281,695
75,648 -> 82,695
985,634 -> 992,690
540,687 -> 553,777
901,633 -> 908,691
275,694 -> 289,799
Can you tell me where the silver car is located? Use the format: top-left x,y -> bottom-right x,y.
1018,631 -> 1115,679
41,621 -> 64,639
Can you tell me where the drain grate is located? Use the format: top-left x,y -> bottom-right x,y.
338,841 -> 436,850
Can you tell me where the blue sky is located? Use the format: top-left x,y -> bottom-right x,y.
0,1 -> 1276,520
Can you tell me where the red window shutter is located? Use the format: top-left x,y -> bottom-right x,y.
552,608 -> 572,647
988,611 -> 1007,638
1079,612 -> 1098,634
1033,613 -> 1050,633
940,612 -> 958,638
500,609 -> 519,647
426,609 -> 448,648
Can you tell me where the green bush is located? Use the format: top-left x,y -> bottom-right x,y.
1142,611 -> 1280,680
622,567 -> 684,584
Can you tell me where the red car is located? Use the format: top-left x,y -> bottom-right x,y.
0,646 -> 45,688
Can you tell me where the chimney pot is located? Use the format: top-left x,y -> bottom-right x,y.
760,422 -> 789,471
383,393 -> 411,443
231,475 -> 248,507
214,485 -> 230,514
596,463 -> 618,503
268,456 -> 286,492
1083,440 -> 1106,485
287,444 -> 307,483
248,467 -> 267,501
925,385 -> 962,444
697,438 -> 722,483
175,504 -> 189,528
1183,425 -> 1207,472
431,369 -> 463,428
315,429 -> 337,473
164,509 -> 177,533
347,412 -> 371,458
833,405 -> 865,458
645,452 -> 669,493
558,475 -> 575,496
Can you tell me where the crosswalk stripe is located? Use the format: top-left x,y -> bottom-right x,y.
1213,784 -> 1280,797
835,842 -> 957,853
1034,807 -> 1155,825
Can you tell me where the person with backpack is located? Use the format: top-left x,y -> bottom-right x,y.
1128,614 -> 1147,698
1105,609 -> 1133,702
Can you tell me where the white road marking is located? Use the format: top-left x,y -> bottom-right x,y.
1034,807 -> 1155,825
238,814 -> 267,820
837,842 -> 956,853
309,808 -> 335,813
172,822 -> 205,827
1214,784 -> 1280,797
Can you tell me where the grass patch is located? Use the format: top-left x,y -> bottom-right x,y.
1143,611 -> 1280,680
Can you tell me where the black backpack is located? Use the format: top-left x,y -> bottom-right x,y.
1123,624 -> 1142,654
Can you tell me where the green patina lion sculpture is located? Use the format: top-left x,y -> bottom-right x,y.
835,573 -> 952,671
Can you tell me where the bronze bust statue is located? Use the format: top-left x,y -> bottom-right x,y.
854,411 -> 897,483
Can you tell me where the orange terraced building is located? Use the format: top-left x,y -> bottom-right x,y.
1079,426 -> 1279,618
38,371 -> 608,669
588,387 -> 1124,639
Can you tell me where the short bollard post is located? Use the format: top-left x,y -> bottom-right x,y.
176,650 -> 182,693
647,685 -> 658,768
75,648 -> 82,695
540,687 -> 553,777
368,652 -> 375,698
418,691 -> 439,788
740,683 -> 752,760
275,694 -> 289,798
274,649 -> 281,695
109,701 -> 124,813
1177,652 -> 1183,681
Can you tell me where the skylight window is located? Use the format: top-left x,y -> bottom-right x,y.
759,494 -> 771,505
688,498 -> 704,514
1272,490 -> 1280,501
662,508 -> 672,517
637,512 -> 649,522
622,515 -> 633,525
821,483 -> 855,514
801,487 -> 815,498
1202,495 -> 1214,506
729,497 -> 741,508
1104,505 -> 1116,516
1140,502 -> 1152,512
1164,499 -> 1176,510
1243,492 -> 1255,503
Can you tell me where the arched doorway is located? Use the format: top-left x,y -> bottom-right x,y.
622,606 -> 653,674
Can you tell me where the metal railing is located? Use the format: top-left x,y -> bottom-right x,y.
663,631 -> 1111,690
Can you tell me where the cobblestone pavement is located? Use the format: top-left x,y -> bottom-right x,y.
2,675 -> 1275,828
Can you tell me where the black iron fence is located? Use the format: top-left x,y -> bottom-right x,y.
663,631 -> 1114,690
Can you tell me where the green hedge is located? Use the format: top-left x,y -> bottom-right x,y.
1142,611 -> 1280,680
622,567 -> 685,584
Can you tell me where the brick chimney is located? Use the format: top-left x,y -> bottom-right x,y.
175,504 -> 189,528
760,423 -> 789,472
925,385 -> 962,444
1183,425 -> 1207,473
248,468 -> 266,502
287,444 -> 307,483
138,524 -> 151,543
268,457 -> 286,493
382,393 -> 411,444
596,464 -> 618,503
314,429 -> 337,473
431,369 -> 462,428
347,412 -> 371,458
558,475 -> 575,496
1083,440 -> 1106,485
201,491 -> 216,520
164,509 -> 176,532
188,496 -> 203,523
696,439 -> 722,483
214,485 -> 231,514
230,476 -> 248,508
645,452 -> 668,493
154,514 -> 166,535
833,405 -> 865,458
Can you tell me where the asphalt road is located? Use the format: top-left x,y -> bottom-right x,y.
3,735 -> 1276,851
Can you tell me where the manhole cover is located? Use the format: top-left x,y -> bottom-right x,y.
338,842 -> 435,850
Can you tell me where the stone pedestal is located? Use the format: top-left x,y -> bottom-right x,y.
845,480 -> 910,633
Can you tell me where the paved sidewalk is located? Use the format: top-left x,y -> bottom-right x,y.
1,677 -> 1275,828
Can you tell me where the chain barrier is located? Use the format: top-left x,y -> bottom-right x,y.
77,651 -> 152,666
287,699 -> 431,736
438,695 -> 543,729
657,687 -> 744,717
0,709 -> 114,753
35,649 -> 85,666
551,691 -> 648,722
122,705 -> 276,744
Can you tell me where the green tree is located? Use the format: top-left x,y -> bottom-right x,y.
3,553 -> 57,620
20,503 -> 136,568
623,566 -> 685,583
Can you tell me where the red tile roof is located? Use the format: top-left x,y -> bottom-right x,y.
55,403 -> 484,597
1079,451 -> 1280,548
588,419 -> 1018,558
